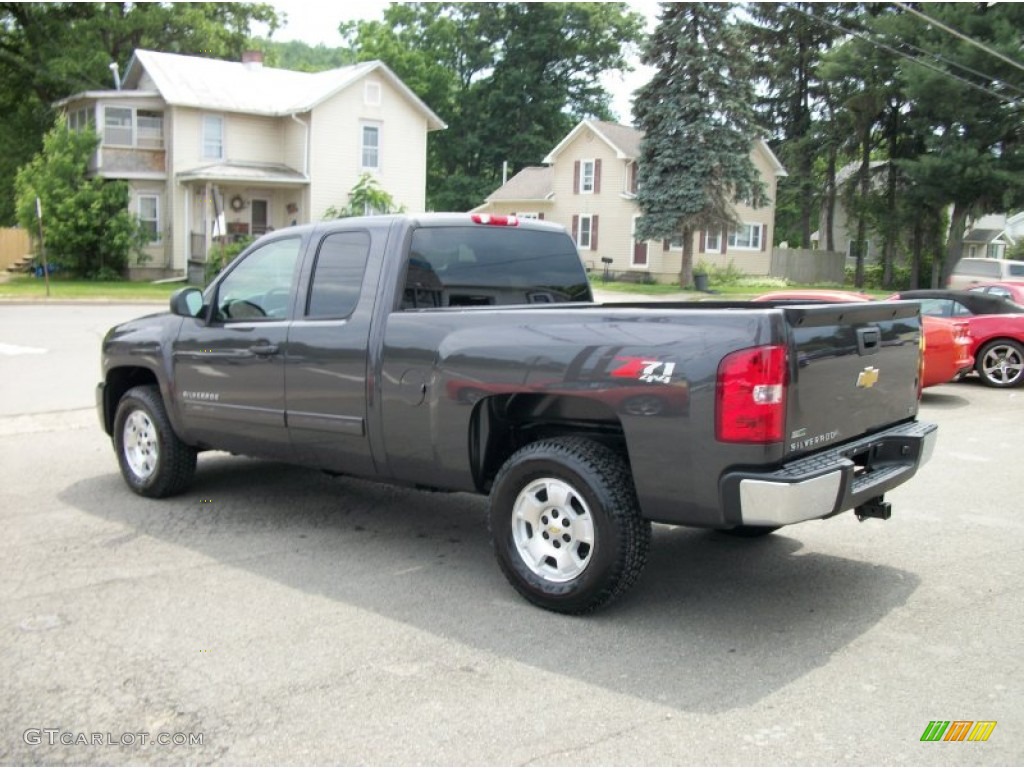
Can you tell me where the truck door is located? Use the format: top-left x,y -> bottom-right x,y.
173,235 -> 303,458
284,229 -> 377,477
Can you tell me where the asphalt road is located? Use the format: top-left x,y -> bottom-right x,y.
1,302 -> 1021,765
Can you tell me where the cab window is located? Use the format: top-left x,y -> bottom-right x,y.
214,237 -> 302,321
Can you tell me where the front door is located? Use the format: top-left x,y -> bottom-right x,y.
173,235 -> 303,458
251,198 -> 270,236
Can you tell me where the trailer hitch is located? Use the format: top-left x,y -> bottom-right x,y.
856,496 -> 891,522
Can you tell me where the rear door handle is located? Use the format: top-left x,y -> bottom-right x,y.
250,343 -> 279,356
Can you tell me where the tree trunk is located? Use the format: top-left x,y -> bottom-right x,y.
943,202 -> 969,287
882,163 -> 897,288
678,226 -> 694,288
853,130 -> 871,288
909,217 -> 922,290
823,144 -> 837,253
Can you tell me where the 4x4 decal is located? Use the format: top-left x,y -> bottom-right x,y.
611,357 -> 676,384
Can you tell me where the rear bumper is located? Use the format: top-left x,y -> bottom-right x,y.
720,421 -> 938,527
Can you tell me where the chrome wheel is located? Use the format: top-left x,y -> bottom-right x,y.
511,477 -> 595,582
978,340 -> 1024,387
122,409 -> 158,479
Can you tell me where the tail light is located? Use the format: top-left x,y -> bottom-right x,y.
471,214 -> 519,226
918,325 -> 927,399
716,345 -> 787,443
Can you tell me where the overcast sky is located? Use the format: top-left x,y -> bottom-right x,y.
262,0 -> 660,123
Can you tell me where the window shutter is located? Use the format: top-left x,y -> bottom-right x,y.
630,163 -> 638,194
698,231 -> 705,254
594,159 -> 602,194
572,214 -> 579,243
591,215 -> 599,250
761,224 -> 768,251
538,212 -> 544,220
663,239 -> 670,251
573,161 -> 580,195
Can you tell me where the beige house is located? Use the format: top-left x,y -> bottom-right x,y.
56,50 -> 445,281
475,120 -> 786,282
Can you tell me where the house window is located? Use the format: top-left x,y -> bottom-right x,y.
669,233 -> 684,250
69,107 -> 93,132
581,160 -> 596,193
705,230 -> 722,253
729,223 -> 762,250
202,115 -> 224,160
987,242 -> 1004,259
136,111 -> 164,149
361,123 -> 380,170
579,215 -> 593,248
517,212 -> 540,220
104,107 -> 133,146
364,81 -> 382,106
102,107 -> 163,148
137,194 -> 161,243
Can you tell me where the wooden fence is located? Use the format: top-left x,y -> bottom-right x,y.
770,248 -> 846,285
0,227 -> 31,270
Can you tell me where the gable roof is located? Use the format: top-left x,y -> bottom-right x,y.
543,119 -> 786,176
483,166 -> 554,202
120,49 -> 445,129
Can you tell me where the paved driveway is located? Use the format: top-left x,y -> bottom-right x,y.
1,303 -> 1020,765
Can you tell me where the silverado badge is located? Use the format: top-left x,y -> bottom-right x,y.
857,366 -> 880,389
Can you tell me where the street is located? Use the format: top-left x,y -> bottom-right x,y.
1,302 -> 1021,765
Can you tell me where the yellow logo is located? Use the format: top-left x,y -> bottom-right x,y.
857,367 -> 880,388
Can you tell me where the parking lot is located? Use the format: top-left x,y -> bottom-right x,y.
1,302 -> 1021,765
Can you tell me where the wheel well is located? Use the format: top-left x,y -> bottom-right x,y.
102,367 -> 159,434
469,393 -> 628,492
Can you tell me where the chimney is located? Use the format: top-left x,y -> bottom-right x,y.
242,51 -> 264,71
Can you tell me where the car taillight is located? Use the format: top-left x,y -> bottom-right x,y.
716,345 -> 787,443
918,327 -> 926,399
471,214 -> 519,226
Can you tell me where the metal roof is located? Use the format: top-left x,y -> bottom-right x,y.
119,50 -> 445,129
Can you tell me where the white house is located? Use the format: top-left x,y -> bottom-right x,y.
475,120 -> 787,282
55,50 -> 446,280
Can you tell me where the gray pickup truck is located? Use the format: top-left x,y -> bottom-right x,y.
97,213 -> 937,613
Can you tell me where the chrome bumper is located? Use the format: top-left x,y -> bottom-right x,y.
721,421 -> 938,528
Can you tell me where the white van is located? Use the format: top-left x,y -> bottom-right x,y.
947,258 -> 1024,289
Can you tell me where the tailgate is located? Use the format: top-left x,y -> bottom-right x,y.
782,301 -> 921,459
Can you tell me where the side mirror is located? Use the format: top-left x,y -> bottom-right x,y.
170,287 -> 204,318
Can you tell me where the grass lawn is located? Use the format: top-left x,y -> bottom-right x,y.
0,274 -> 183,301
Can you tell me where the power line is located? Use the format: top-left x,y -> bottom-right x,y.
790,5 -> 1017,106
893,1 -> 1024,78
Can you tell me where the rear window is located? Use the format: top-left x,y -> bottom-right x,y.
957,259 -> 1000,278
1008,263 -> 1024,277
400,226 -> 591,309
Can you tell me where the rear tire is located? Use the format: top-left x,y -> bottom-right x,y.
488,437 -> 651,614
113,385 -> 196,497
975,339 -> 1024,388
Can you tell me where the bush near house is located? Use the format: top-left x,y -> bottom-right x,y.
14,118 -> 151,280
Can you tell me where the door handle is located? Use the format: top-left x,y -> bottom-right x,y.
250,343 -> 279,356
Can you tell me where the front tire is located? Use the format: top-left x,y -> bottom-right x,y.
488,437 -> 651,614
975,339 -> 1024,388
113,385 -> 197,497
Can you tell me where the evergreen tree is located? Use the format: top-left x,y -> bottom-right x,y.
633,3 -> 766,288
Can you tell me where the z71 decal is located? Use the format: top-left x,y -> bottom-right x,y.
611,357 -> 676,384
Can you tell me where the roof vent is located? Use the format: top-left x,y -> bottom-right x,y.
242,51 -> 264,71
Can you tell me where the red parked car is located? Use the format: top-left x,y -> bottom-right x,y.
753,290 -> 974,389
890,290 -> 1024,388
